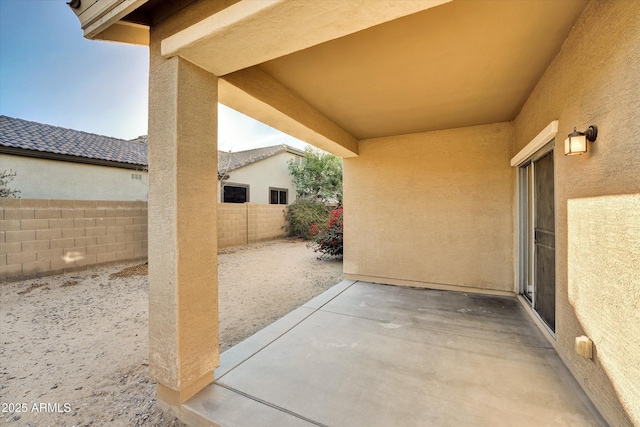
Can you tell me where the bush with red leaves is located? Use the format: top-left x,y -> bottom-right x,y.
308,208 -> 343,258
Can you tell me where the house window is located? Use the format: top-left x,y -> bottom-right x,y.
270,188 -> 288,205
131,173 -> 143,180
223,185 -> 249,203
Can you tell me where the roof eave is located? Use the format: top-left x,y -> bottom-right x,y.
283,145 -> 305,157
0,146 -> 147,170
69,0 -> 150,46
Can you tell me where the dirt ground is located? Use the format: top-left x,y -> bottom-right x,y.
0,239 -> 343,426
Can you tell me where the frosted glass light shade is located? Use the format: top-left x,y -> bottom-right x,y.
564,125 -> 597,156
565,133 -> 587,155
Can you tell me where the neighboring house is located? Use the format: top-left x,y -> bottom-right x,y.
71,2 -> 639,427
0,116 -> 148,201
218,144 -> 304,205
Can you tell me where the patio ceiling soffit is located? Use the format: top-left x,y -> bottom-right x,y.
160,0 -> 453,76
159,0 -> 453,158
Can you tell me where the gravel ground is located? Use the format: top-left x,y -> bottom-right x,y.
0,239 -> 343,426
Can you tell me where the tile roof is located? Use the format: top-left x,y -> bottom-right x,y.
0,115 -> 147,167
0,116 -> 304,171
218,144 -> 304,173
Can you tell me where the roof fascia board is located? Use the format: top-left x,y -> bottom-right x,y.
0,146 -> 146,171
73,0 -> 114,24
73,0 -> 149,42
220,67 -> 359,158
161,0 -> 452,76
284,146 -> 305,157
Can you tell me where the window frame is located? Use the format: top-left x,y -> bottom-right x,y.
222,183 -> 250,203
269,187 -> 288,205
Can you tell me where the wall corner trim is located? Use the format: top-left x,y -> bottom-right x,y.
511,121 -> 558,167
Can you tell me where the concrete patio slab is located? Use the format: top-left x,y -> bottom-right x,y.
184,281 -> 606,427
216,279 -> 356,378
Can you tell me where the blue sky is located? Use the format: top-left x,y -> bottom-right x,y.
0,0 -> 307,151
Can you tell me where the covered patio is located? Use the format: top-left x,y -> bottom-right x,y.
69,0 -> 639,425
179,280 -> 605,426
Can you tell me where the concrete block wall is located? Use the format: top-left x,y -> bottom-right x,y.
247,203 -> 289,243
217,203 -> 248,248
1,200 -> 287,281
218,203 -> 287,249
1,199 -> 148,282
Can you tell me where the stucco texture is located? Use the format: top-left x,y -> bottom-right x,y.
344,122 -> 514,293
148,39 -> 219,403
0,154 -> 148,201
144,0 -> 241,407
218,151 -> 299,204
513,1 -> 640,425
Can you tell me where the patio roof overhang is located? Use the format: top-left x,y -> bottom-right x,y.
69,0 -> 150,44
74,0 -> 588,157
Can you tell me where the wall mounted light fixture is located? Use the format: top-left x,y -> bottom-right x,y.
565,125 -> 597,155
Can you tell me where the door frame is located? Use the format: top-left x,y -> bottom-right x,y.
511,121 -> 559,338
518,145 -> 556,335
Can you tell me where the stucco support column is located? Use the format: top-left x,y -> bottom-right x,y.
148,55 -> 219,406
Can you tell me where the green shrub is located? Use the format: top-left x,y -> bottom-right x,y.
285,198 -> 329,239
288,147 -> 342,203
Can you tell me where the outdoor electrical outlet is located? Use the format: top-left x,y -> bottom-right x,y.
575,335 -> 593,359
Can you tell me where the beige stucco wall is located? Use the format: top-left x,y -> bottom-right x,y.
344,122 -> 514,294
0,154 -> 148,201
513,1 -> 640,425
218,151 -> 300,204
148,6 -> 223,404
